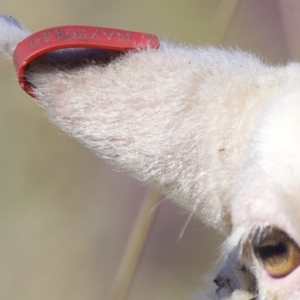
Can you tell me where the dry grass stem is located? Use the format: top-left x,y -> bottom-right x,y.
110,189 -> 161,300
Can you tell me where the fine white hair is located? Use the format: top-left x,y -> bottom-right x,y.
0,15 -> 30,60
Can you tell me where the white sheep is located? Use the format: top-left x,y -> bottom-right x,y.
2,15 -> 300,299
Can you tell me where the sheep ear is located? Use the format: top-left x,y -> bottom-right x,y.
0,15 -> 266,234
0,15 -> 30,60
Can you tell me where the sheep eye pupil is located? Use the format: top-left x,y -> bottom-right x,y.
257,242 -> 287,262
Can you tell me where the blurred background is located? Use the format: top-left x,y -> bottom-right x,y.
0,0 -> 298,299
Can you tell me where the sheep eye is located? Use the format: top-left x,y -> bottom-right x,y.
252,227 -> 300,278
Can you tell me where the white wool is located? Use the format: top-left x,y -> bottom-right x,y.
3,14 -> 300,299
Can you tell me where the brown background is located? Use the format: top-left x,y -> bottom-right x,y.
0,1 -> 298,299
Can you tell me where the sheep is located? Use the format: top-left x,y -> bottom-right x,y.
2,14 -> 300,299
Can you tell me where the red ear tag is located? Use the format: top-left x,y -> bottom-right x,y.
13,26 -> 160,98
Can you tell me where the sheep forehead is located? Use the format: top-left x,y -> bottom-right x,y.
228,90 -> 300,246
